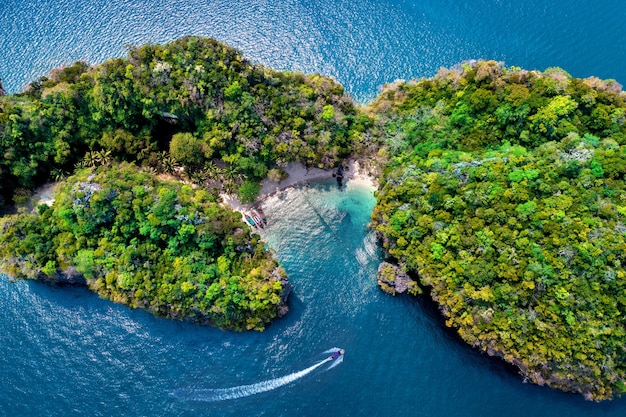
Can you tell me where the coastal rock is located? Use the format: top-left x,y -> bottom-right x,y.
43,266 -> 87,286
277,278 -> 292,317
376,262 -> 420,296
0,78 -> 5,96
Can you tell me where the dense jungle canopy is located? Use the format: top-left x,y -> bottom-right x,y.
1,38 -> 626,399
369,61 -> 626,400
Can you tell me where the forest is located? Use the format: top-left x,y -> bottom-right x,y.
0,163 -> 286,330
0,36 -> 367,209
369,60 -> 626,400
0,36 -> 367,330
2,38 -> 626,399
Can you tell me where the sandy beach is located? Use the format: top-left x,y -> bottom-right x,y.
220,159 -> 377,215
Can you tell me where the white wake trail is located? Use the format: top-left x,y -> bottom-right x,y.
177,358 -> 332,402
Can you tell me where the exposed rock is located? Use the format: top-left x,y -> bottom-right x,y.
43,266 -> 87,286
277,278 -> 292,317
159,111 -> 179,124
280,278 -> 292,303
377,261 -> 421,295
270,265 -> 292,317
0,78 -> 5,96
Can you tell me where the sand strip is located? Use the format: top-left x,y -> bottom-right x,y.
220,159 -> 377,214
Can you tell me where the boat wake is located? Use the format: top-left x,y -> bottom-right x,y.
173,348 -> 343,402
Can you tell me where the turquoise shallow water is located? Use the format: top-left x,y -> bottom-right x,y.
1,179 -> 625,416
2,1 -> 626,414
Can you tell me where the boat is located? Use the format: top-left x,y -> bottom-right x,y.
251,212 -> 264,228
245,214 -> 256,228
329,349 -> 345,360
255,206 -> 267,224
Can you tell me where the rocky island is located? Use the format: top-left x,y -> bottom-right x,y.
1,37 -> 626,400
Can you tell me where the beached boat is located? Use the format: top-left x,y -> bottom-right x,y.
250,212 -> 264,228
255,207 -> 267,224
245,214 -> 256,228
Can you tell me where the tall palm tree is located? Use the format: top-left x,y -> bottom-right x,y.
203,162 -> 222,181
221,165 -> 242,193
94,149 -> 112,166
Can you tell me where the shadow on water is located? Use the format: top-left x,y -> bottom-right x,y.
410,291 -> 523,380
4,177 -> 626,417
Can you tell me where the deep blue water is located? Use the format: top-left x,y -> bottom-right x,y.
0,0 -> 625,101
2,1 -> 626,415
1,180 -> 625,416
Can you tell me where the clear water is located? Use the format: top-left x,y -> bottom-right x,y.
1,179 -> 624,416
2,1 -> 626,415
0,0 -> 624,101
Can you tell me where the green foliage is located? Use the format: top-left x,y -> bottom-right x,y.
321,104 -> 335,121
0,36 -> 366,208
371,60 -> 626,401
0,164 -> 286,331
237,181 -> 261,204
169,132 -> 206,168
3,40 -> 626,400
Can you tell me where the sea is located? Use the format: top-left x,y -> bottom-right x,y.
1,1 -> 626,416
1,0 -> 625,101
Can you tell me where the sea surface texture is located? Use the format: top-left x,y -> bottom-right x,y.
0,0 -> 625,102
1,180 -> 624,416
2,1 -> 626,415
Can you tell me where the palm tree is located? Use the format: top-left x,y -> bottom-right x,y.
94,149 -> 112,166
190,170 -> 208,186
82,151 -> 98,168
203,162 -> 222,181
160,155 -> 179,175
221,165 -> 242,193
50,168 -> 68,182
223,166 -> 242,184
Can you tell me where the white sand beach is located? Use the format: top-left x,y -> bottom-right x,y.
220,159 -> 377,215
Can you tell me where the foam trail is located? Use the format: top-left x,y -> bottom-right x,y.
177,358 -> 331,402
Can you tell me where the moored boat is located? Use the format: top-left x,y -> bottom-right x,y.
251,211 -> 264,228
255,206 -> 267,224
245,214 -> 256,227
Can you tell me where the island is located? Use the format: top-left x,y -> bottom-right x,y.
1,37 -> 625,400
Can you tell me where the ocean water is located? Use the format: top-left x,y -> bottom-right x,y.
0,0 -> 625,101
2,1 -> 626,415
1,179 -> 625,416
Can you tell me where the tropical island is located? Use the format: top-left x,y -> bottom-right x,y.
1,36 -> 626,401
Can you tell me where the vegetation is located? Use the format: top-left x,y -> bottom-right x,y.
0,36 -> 369,330
2,37 -> 626,400
0,163 -> 286,330
0,36 -> 368,209
369,60 -> 626,400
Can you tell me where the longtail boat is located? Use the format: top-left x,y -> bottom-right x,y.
251,211 -> 264,228
245,214 -> 256,227
256,207 -> 267,224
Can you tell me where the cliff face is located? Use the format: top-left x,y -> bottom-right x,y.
43,266 -> 87,286
376,261 -> 421,296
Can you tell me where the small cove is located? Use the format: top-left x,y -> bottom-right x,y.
1,178 -> 625,416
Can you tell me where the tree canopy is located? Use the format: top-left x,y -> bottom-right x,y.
2,38 -> 626,400
370,60 -> 626,400
0,163 -> 286,330
0,36 -> 368,209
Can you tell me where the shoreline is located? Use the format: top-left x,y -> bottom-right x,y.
220,159 -> 378,215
